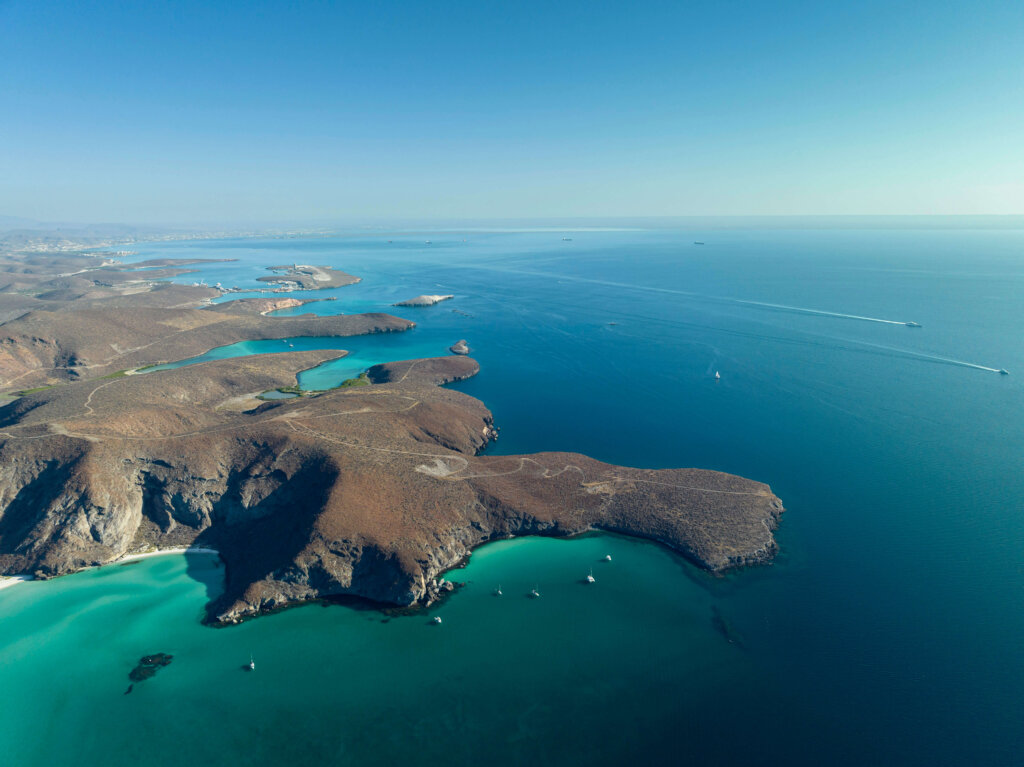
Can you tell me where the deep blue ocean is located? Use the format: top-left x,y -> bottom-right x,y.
2,227 -> 1022,765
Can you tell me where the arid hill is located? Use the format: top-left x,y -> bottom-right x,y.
206,296 -> 335,316
0,247 -> 784,625
0,353 -> 783,623
0,252 -> 224,307
0,308 -> 412,392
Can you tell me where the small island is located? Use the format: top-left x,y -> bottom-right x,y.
393,294 -> 454,307
450,339 -> 470,355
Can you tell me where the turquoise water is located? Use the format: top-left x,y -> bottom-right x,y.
3,228 -> 1024,765
142,330 -> 452,390
0,537 -> 761,765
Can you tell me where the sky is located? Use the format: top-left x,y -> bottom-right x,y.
0,0 -> 1022,225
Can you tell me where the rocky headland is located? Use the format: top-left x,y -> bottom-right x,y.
0,351 -> 783,624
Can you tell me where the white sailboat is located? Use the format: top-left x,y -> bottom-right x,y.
585,569 -> 595,584
715,371 -> 721,380
249,654 -> 255,671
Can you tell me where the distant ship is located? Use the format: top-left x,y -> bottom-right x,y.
562,237 -> 573,242
905,321 -> 922,327
694,241 -> 705,245
715,371 -> 721,380
998,369 -> 1009,375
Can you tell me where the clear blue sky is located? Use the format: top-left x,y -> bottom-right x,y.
1,0 -> 1022,224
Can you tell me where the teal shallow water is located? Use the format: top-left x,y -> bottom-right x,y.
3,228 -> 1024,765
0,537 -> 761,766
142,329 -> 452,390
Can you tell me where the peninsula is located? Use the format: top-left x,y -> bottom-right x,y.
256,264 -> 359,291
0,352 -> 782,623
0,246 -> 783,625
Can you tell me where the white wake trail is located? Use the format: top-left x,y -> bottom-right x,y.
730,299 -> 910,325
472,266 -> 919,326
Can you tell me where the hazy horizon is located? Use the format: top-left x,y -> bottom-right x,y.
5,214 -> 1024,235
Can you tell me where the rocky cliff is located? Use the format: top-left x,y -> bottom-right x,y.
0,353 -> 783,624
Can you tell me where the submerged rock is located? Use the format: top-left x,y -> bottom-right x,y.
128,653 -> 174,683
711,606 -> 744,647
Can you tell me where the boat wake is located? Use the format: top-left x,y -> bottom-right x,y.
468,265 -> 1008,375
469,266 -> 922,327
842,339 -> 1006,374
729,298 -> 915,326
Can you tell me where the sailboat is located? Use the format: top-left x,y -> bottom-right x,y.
494,584 -> 503,596
432,616 -> 443,624
249,654 -> 255,671
604,554 -> 612,562
585,569 -> 595,584
530,585 -> 541,598
715,371 -> 721,380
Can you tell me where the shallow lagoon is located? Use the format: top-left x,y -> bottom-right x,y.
143,328 -> 452,390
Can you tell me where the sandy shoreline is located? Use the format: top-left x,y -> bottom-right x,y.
0,575 -> 34,591
115,545 -> 220,565
0,546 -> 220,593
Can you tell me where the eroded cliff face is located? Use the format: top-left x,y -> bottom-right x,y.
0,353 -> 782,624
